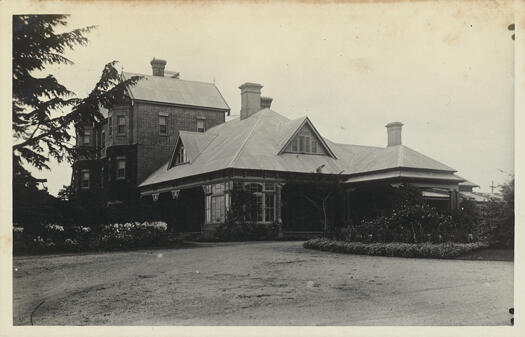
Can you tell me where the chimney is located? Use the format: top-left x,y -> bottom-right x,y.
386,122 -> 403,147
260,96 -> 273,109
150,58 -> 167,77
239,82 -> 263,120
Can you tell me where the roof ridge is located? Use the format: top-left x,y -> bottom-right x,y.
227,114 -> 264,168
122,71 -> 216,86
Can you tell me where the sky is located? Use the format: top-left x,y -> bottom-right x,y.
19,1 -> 515,195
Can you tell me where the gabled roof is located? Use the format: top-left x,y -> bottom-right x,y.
277,116 -> 337,158
122,72 -> 230,111
168,131 -> 216,168
139,109 -> 461,189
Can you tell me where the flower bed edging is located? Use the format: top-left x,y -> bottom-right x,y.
303,238 -> 489,259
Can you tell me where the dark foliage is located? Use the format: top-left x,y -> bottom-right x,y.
341,184 -> 476,243
13,222 -> 180,255
483,178 -> 514,248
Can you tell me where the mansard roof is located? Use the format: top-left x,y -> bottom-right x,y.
139,108 -> 463,188
122,72 -> 230,111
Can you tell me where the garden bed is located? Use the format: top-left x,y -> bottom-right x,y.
303,238 -> 489,259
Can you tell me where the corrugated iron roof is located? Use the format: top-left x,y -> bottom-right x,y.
122,72 -> 230,111
139,109 -> 461,188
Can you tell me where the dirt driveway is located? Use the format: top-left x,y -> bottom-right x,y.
13,241 -> 513,325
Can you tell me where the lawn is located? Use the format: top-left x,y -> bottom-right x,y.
12,241 -> 513,325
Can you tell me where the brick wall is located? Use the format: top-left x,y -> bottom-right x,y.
134,101 -> 226,183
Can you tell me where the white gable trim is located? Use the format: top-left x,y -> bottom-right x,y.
168,134 -> 184,169
277,117 -> 337,159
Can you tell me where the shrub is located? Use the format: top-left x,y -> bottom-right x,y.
12,221 -> 177,255
304,238 -> 488,259
214,221 -> 279,241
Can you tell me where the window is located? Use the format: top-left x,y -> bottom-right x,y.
101,129 -> 106,148
81,169 -> 90,189
174,144 -> 187,165
265,193 -> 275,222
286,124 -> 329,155
116,157 -> 126,179
208,183 -> 226,223
117,116 -> 126,135
159,115 -> 167,135
291,138 -> 298,152
305,135 -> 311,152
211,195 -> 225,222
108,117 -> 112,136
83,128 -> 91,146
197,118 -> 206,132
311,140 -> 317,153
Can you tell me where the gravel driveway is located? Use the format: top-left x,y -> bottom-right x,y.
13,241 -> 513,325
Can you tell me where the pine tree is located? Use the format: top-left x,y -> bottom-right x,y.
12,15 -> 141,189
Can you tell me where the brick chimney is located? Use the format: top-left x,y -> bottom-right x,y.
386,122 -> 403,147
239,82 -> 263,120
150,58 -> 167,77
260,96 -> 273,109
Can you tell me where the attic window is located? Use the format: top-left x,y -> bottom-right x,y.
285,124 -> 327,155
170,140 -> 188,168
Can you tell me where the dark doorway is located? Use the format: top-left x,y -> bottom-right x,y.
173,187 -> 204,232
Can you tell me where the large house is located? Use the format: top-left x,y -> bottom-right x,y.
72,59 -> 472,236
136,81 -> 468,237
71,59 -> 230,204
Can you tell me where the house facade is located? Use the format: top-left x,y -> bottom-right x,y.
137,82 -> 468,237
71,59 -> 230,205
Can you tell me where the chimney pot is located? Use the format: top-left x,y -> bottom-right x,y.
386,122 -> 403,147
239,82 -> 263,120
260,96 -> 273,109
150,58 -> 167,77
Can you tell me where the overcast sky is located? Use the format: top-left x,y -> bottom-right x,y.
24,1 -> 514,195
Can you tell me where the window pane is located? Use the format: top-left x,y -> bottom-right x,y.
265,193 -> 275,222
117,159 -> 126,178
305,136 -> 311,153
299,136 -> 305,152
118,116 -> 126,134
291,138 -> 298,152
312,140 -> 317,153
159,116 -> 167,135
197,119 -> 205,132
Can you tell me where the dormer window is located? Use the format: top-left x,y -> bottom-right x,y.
169,139 -> 188,168
279,118 -> 336,158
175,145 -> 187,164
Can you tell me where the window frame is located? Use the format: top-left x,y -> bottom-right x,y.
108,117 -> 113,136
159,114 -> 167,136
83,127 -> 92,146
196,117 -> 206,133
117,116 -> 126,135
80,169 -> 90,190
116,157 -> 126,180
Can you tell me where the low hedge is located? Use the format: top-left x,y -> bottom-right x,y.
303,238 -> 488,259
13,221 -> 182,255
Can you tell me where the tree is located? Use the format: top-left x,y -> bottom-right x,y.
12,15 -> 142,230
12,15 -> 141,188
13,15 -> 95,188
